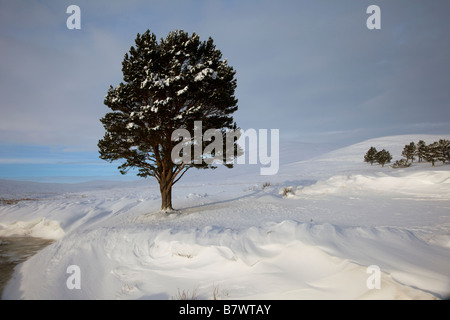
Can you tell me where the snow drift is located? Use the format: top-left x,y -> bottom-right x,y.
0,218 -> 64,239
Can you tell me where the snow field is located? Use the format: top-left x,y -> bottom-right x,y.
1,134 -> 449,299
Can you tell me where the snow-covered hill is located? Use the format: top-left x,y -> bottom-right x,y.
308,134 -> 444,163
1,134 -> 449,299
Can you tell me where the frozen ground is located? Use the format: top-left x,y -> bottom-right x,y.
0,134 -> 449,299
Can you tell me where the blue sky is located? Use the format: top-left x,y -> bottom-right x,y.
1,0 -> 449,181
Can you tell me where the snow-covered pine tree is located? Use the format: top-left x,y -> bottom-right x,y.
437,139 -> 450,164
364,146 -> 378,165
98,30 -> 239,211
375,149 -> 392,167
415,140 -> 426,163
423,142 -> 439,166
401,142 -> 416,163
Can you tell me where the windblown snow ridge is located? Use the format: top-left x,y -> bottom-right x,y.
3,220 -> 447,300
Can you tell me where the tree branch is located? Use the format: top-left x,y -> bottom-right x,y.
173,164 -> 191,185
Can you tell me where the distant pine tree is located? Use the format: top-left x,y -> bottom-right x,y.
423,142 -> 439,166
392,159 -> 411,168
364,146 -> 378,165
375,149 -> 392,167
401,142 -> 416,163
437,139 -> 450,164
415,140 -> 426,163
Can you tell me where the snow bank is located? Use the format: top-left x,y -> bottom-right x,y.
294,170 -> 450,198
0,218 -> 64,239
3,221 -> 443,300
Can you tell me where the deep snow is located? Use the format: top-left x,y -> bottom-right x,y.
0,134 -> 449,299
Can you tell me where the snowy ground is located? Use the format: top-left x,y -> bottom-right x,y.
0,134 -> 449,299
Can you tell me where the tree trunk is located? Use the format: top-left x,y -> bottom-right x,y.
160,181 -> 174,212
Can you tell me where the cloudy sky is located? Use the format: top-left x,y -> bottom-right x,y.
0,0 -> 449,180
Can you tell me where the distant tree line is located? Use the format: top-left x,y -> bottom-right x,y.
364,139 -> 450,168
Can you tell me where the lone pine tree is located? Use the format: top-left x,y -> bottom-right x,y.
98,30 -> 239,211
